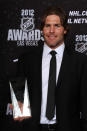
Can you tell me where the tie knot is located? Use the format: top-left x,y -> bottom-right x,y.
50,50 -> 57,56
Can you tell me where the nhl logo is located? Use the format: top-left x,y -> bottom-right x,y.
75,42 -> 87,53
20,17 -> 34,32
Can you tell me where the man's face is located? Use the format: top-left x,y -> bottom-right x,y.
42,15 -> 67,49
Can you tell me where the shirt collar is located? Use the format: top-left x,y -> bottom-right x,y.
43,42 -> 65,59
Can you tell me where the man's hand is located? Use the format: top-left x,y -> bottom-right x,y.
9,102 -> 32,122
14,116 -> 32,121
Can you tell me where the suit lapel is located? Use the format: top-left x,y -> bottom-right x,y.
36,42 -> 43,106
57,46 -> 71,88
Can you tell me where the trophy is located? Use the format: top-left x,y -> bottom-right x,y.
9,77 -> 31,118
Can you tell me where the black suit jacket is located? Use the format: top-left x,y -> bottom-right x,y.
19,40 -> 87,131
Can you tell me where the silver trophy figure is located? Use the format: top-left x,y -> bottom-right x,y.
9,77 -> 31,118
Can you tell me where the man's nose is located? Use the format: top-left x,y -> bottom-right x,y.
50,26 -> 55,33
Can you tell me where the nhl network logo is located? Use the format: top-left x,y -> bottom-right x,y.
20,17 -> 34,32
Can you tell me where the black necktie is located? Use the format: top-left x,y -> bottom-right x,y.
46,50 -> 56,120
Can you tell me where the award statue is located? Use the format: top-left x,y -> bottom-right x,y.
9,77 -> 31,119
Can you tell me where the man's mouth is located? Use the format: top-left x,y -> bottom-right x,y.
48,35 -> 56,39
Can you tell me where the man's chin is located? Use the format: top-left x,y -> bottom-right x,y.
48,44 -> 59,49
45,40 -> 64,49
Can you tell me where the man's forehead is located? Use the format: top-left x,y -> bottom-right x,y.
45,15 -> 61,23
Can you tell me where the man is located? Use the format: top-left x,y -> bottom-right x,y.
19,6 -> 87,131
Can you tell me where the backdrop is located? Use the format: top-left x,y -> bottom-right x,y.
0,0 -> 87,130
0,0 -> 87,76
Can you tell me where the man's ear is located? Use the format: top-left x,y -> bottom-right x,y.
64,30 -> 67,34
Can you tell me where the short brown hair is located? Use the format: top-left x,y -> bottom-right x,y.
40,6 -> 69,33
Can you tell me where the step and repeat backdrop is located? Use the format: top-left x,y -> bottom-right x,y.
0,0 -> 87,76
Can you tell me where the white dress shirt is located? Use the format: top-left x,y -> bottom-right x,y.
40,43 -> 65,124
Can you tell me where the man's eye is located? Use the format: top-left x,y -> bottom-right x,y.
45,24 -> 50,27
55,24 -> 61,27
